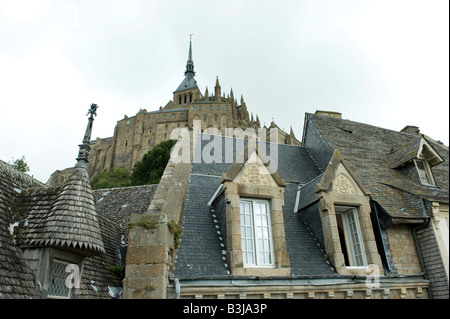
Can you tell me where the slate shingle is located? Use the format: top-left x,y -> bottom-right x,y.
174,134 -> 334,278
304,113 -> 449,220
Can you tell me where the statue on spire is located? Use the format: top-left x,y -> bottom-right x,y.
82,103 -> 98,144
77,103 -> 99,167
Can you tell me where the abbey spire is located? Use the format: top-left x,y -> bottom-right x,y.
185,34 -> 195,75
174,35 -> 200,98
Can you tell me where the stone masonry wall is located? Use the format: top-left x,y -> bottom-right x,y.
123,134 -> 192,299
386,225 -> 423,275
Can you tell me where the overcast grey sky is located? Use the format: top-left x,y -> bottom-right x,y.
0,0 -> 448,182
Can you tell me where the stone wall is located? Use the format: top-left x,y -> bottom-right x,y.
386,225 -> 423,275
167,278 -> 429,299
123,134 -> 193,299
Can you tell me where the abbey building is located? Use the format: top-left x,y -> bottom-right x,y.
75,37 -> 299,180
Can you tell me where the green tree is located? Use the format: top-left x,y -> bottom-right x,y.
91,166 -> 132,190
131,139 -> 177,185
9,156 -> 30,173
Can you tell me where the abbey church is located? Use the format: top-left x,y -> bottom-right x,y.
51,37 -> 299,182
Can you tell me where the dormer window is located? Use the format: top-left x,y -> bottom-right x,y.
216,149 -> 291,276
388,136 -> 443,187
415,159 -> 435,186
240,199 -> 274,268
335,206 -> 367,267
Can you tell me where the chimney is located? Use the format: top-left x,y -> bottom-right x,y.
315,110 -> 342,119
400,125 -> 420,135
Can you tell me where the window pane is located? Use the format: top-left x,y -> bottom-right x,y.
341,208 -> 366,267
240,199 -> 274,267
240,201 -> 255,266
48,261 -> 70,298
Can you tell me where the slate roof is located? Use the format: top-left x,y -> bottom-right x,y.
93,184 -> 158,238
14,165 -> 105,255
303,113 -> 449,220
80,185 -> 158,298
1,156 -> 158,299
174,135 -> 336,279
387,136 -> 424,169
174,72 -> 198,93
0,160 -> 42,298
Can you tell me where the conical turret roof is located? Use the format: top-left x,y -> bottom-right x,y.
14,104 -> 104,256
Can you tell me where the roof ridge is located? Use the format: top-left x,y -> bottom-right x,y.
309,113 -> 429,141
0,159 -> 45,186
93,184 -> 158,192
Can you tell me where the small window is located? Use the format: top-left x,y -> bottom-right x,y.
126,119 -> 131,125
415,159 -> 435,186
48,260 -> 72,298
214,114 -> 218,123
172,114 -> 176,119
180,113 -> 184,119
203,115 -> 207,122
199,105 -> 203,111
179,97 -> 182,104
335,206 -> 367,267
125,140 -> 128,147
191,106 -> 194,111
184,95 -> 187,103
190,94 -> 192,102
217,105 -> 220,111
225,105 -> 229,111
240,199 -> 274,267
163,114 -> 167,120
209,105 -> 213,111
146,116 -> 150,121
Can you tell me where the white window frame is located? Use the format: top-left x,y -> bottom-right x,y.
335,206 -> 367,268
414,159 -> 435,186
240,199 -> 275,268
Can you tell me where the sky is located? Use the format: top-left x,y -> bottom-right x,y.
0,0 -> 448,183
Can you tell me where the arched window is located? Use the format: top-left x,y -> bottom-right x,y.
214,114 -> 218,123
203,115 -> 207,122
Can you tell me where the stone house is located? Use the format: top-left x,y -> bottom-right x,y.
301,111 -> 449,298
2,109 -> 447,299
123,110 -> 448,299
2,38 -> 448,299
